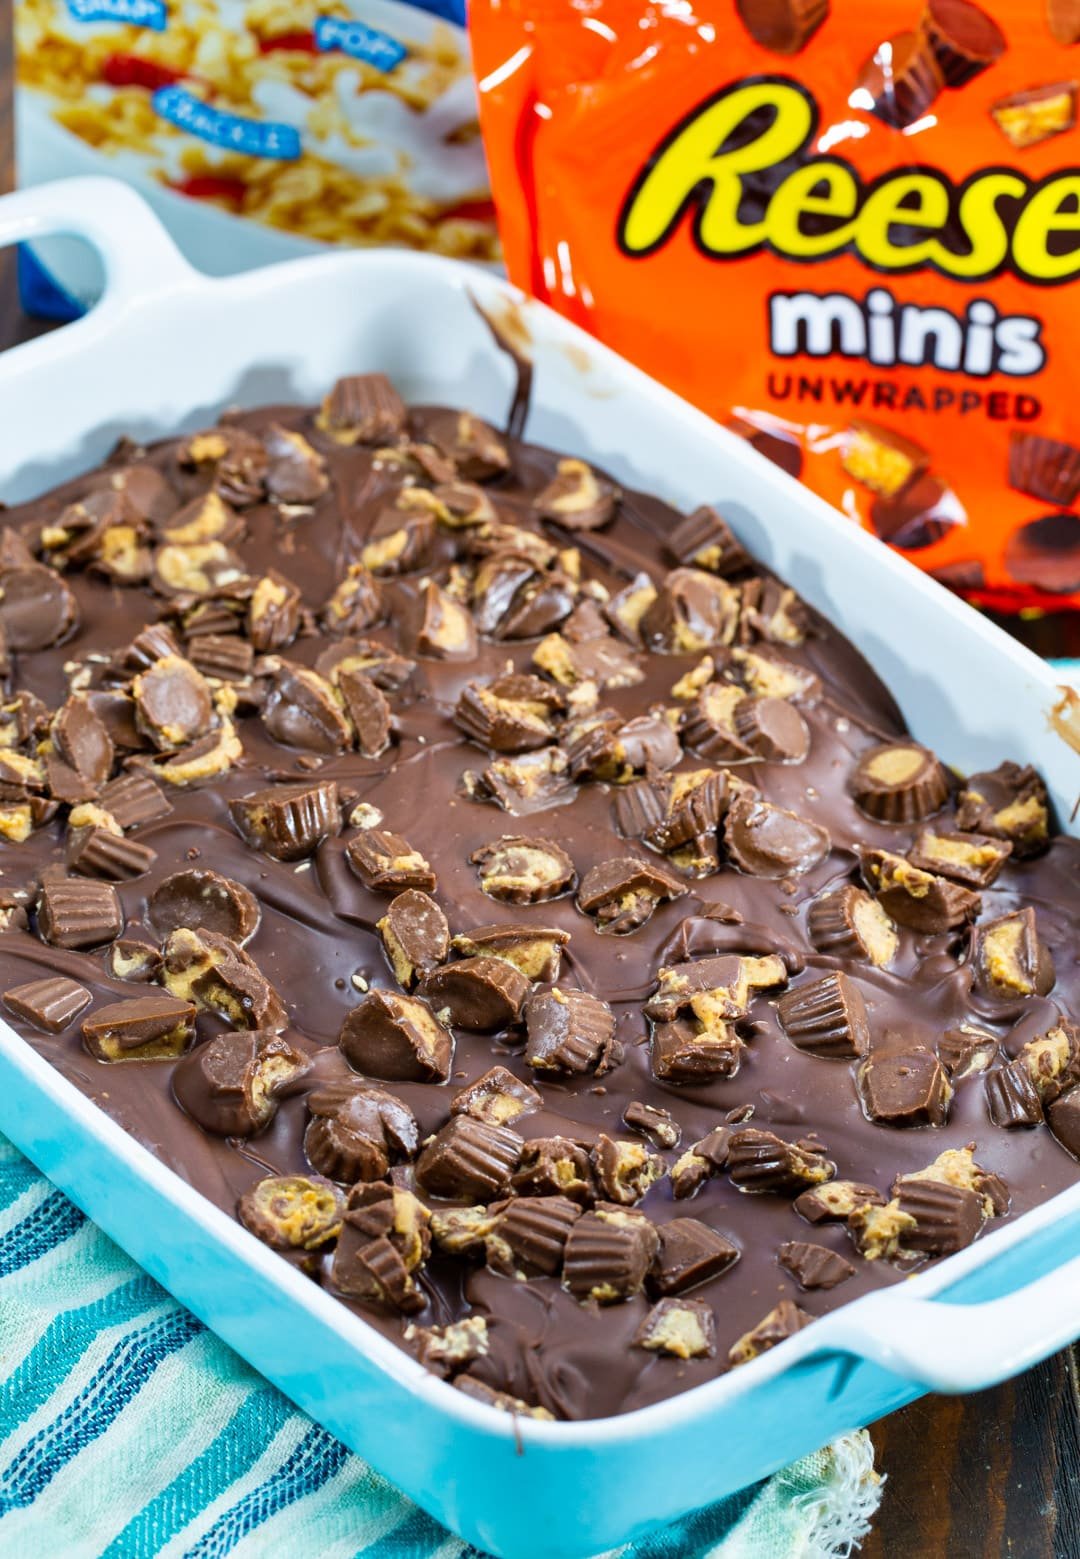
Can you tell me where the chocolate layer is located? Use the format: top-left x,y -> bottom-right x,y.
0,388 -> 1076,1424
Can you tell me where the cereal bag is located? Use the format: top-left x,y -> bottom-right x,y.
15,0 -> 498,310
472,0 -> 1080,610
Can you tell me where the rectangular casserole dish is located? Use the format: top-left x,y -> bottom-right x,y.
0,175 -> 1079,1559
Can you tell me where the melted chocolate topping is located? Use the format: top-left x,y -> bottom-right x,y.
0,390 -> 1078,1421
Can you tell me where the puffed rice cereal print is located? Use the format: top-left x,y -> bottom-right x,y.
15,0 -> 500,261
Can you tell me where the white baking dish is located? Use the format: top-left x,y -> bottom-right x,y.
0,175 -> 1079,1559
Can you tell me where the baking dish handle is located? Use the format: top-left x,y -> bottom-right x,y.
814,1251 -> 1080,1393
0,176 -> 197,315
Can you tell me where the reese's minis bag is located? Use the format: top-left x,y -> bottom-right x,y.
472,0 -> 1080,610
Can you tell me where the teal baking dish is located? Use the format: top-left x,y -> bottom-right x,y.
0,176 -> 1079,1559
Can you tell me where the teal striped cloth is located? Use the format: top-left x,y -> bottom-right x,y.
0,1136 -> 882,1558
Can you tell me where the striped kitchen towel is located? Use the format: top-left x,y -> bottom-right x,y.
0,1136 -> 882,1558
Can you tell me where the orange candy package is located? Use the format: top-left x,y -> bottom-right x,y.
471,0 -> 1080,609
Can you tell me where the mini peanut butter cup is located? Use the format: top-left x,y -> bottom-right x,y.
511,1137 -> 595,1204
991,82 -> 1078,150
651,1218 -> 740,1295
173,1030 -> 310,1136
591,1135 -> 666,1206
723,794 -> 830,878
377,890 -> 449,989
563,1205 -> 659,1303
161,927 -> 286,1031
728,1300 -> 812,1367
777,1241 -> 855,1290
98,771 -> 172,830
37,877 -> 122,949
82,992 -> 197,1062
807,885 -> 898,966
471,834 -> 577,904
415,1115 -> 523,1202
894,1178 -> 983,1255
642,771 -> 728,854
487,1196 -> 581,1278
850,740 -> 949,823
971,906 -> 1055,999
248,571 -> 302,654
794,1181 -> 886,1224
4,976 -> 91,1033
777,972 -> 869,1059
937,1027 -> 998,1079
640,568 -> 741,655
404,580 -> 478,662
634,1297 -> 717,1359
0,564 -> 78,652
858,1045 -> 952,1127
524,987 -> 618,1075
728,1128 -> 835,1193
346,829 -> 436,893
651,1019 -> 744,1082
623,1100 -> 681,1150
908,826 -> 1012,889
53,695 -> 113,787
187,634 -> 254,681
666,507 -> 750,576
919,0 -> 1005,88
1015,1022 -> 1080,1105
732,694 -> 810,762
534,457 -> 618,532
230,780 -> 340,860
870,474 -> 965,552
339,989 -> 454,1083
1048,0 -> 1080,46
68,827 -> 157,882
450,923 -> 569,983
263,423 -> 328,504
985,1059 -> 1044,1129
956,761 -> 1050,857
404,1316 -> 488,1379
337,1182 -> 432,1310
304,1083 -> 418,1182
418,956 -> 529,1032
316,373 -> 406,445
644,952 -> 787,1024
239,1174 -> 345,1252
860,847 -> 981,933
262,661 -> 352,754
451,1065 -> 541,1127
1005,512 -> 1080,595
852,32 -> 944,130
455,673 -> 562,754
320,565 -> 383,635
577,854 -> 687,932
427,410 -> 509,482
1047,1091 -> 1080,1160
734,0 -> 829,57
1008,431 -> 1080,507
149,868 -> 261,943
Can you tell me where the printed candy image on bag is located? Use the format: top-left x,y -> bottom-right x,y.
16,0 -> 498,268
472,0 -> 1080,611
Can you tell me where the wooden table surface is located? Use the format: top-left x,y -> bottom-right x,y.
2,40 -> 1080,1556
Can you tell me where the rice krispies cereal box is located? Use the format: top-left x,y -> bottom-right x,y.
15,0 -> 498,308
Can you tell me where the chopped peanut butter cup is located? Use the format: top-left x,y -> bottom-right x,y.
850,741 -> 949,823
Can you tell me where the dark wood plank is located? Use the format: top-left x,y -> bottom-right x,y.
865,1348 -> 1080,1558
